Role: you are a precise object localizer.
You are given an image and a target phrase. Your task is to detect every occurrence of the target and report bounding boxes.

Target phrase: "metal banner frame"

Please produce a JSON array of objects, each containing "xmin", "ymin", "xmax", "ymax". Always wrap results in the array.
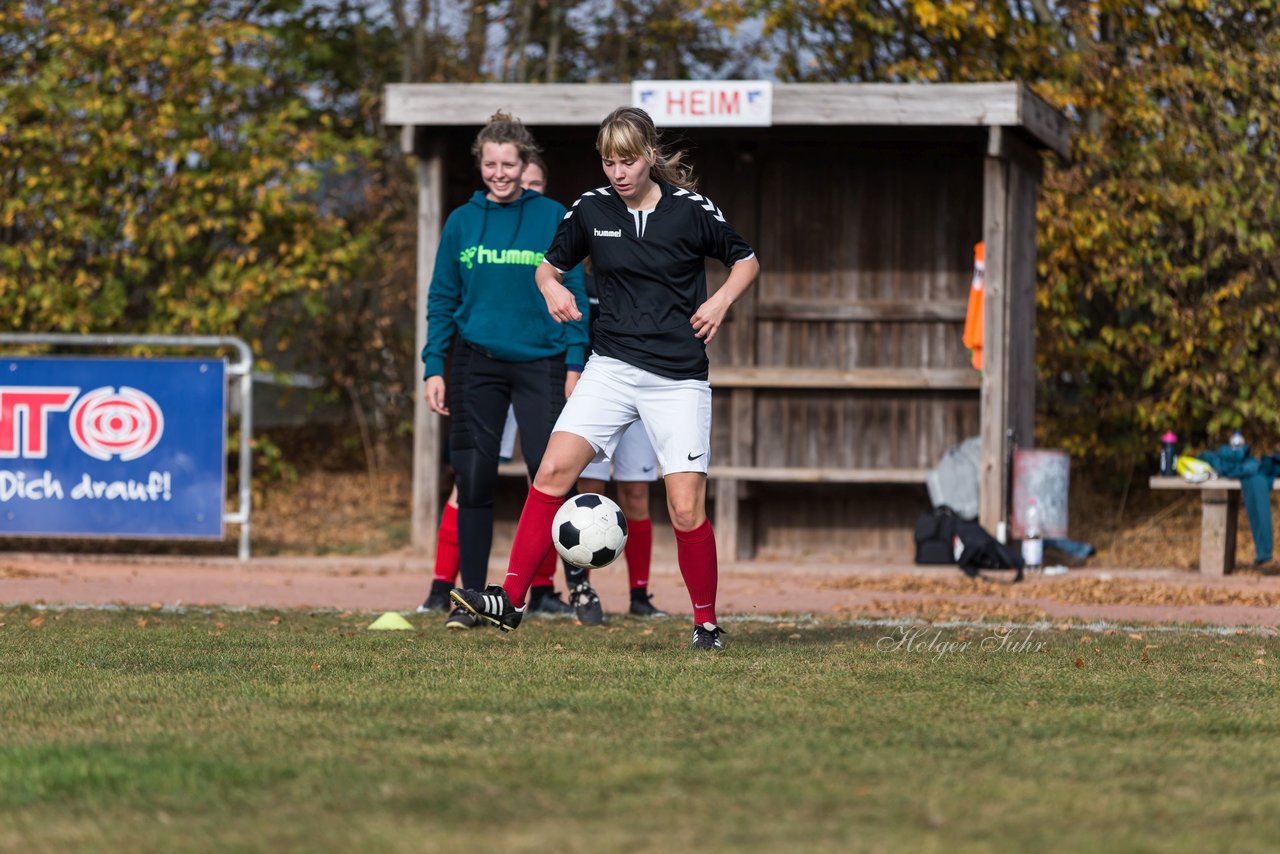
[{"xmin": 0, "ymin": 334, "xmax": 254, "ymax": 560}]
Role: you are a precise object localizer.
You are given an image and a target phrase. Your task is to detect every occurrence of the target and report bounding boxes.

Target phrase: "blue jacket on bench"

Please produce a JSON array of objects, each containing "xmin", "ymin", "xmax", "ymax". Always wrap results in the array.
[{"xmin": 1197, "ymin": 445, "xmax": 1280, "ymax": 564}]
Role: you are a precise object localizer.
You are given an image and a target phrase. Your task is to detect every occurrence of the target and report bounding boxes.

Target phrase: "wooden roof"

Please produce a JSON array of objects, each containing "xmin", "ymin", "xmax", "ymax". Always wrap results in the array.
[{"xmin": 383, "ymin": 82, "xmax": 1070, "ymax": 158}]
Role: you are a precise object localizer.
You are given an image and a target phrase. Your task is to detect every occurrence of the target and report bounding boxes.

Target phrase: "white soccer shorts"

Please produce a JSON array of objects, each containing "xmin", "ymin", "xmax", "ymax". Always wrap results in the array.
[
  {"xmin": 580, "ymin": 419, "xmax": 659, "ymax": 482},
  {"xmin": 555, "ymin": 355, "xmax": 711, "ymax": 476}
]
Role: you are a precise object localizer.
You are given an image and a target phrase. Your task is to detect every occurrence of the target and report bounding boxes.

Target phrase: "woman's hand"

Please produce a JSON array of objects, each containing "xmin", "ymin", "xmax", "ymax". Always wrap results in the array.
[
  {"xmin": 425, "ymin": 375, "xmax": 449, "ymax": 415},
  {"xmin": 536, "ymin": 261, "xmax": 581, "ymax": 323},
  {"xmin": 691, "ymin": 293, "xmax": 731, "ymax": 343},
  {"xmin": 541, "ymin": 279, "xmax": 582, "ymax": 323},
  {"xmin": 693, "ymin": 256, "xmax": 760, "ymax": 344},
  {"xmin": 565, "ymin": 370, "xmax": 581, "ymax": 398}
]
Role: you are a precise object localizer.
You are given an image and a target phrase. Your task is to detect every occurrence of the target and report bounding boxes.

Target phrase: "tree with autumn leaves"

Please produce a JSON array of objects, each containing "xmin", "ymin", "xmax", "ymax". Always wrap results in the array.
[
  {"xmin": 0, "ymin": 1, "xmax": 380, "ymax": 345},
  {"xmin": 0, "ymin": 0, "xmax": 757, "ymax": 471},
  {"xmin": 0, "ymin": 0, "xmax": 415, "ymax": 473},
  {"xmin": 4, "ymin": 0, "xmax": 1278, "ymax": 477},
  {"xmin": 1034, "ymin": 3, "xmax": 1280, "ymax": 472},
  {"xmin": 722, "ymin": 0, "xmax": 1280, "ymax": 473}
]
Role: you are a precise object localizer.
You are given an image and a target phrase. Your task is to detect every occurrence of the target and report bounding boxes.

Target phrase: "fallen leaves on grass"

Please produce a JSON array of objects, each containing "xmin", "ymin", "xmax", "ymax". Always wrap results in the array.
[
  {"xmin": 821, "ymin": 574, "xmax": 1280, "ymax": 608},
  {"xmin": 835, "ymin": 599, "xmax": 1049, "ymax": 623},
  {"xmin": 255, "ymin": 470, "xmax": 411, "ymax": 555}
]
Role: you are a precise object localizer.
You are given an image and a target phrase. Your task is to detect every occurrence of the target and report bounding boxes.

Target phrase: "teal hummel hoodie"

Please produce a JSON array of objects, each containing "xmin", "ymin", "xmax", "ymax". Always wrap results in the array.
[{"xmin": 421, "ymin": 189, "xmax": 588, "ymax": 378}]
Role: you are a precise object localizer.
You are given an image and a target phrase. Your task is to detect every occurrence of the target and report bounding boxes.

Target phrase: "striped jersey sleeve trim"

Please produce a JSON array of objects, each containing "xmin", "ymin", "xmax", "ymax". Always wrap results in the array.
[{"xmin": 675, "ymin": 189, "xmax": 726, "ymax": 223}]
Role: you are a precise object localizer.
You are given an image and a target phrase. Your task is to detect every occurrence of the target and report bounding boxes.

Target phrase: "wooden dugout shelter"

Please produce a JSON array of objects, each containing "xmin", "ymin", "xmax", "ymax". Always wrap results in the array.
[{"xmin": 384, "ymin": 82, "xmax": 1070, "ymax": 562}]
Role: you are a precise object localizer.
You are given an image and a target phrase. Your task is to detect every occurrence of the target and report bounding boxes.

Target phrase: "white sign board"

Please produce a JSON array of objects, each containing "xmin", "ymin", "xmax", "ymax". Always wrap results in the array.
[{"xmin": 631, "ymin": 80, "xmax": 773, "ymax": 127}]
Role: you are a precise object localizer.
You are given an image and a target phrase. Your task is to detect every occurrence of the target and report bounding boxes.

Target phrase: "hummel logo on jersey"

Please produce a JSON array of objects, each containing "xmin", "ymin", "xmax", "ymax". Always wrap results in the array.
[
  {"xmin": 687, "ymin": 451, "xmax": 705, "ymax": 461},
  {"xmin": 594, "ymin": 227, "xmax": 623, "ymax": 238}
]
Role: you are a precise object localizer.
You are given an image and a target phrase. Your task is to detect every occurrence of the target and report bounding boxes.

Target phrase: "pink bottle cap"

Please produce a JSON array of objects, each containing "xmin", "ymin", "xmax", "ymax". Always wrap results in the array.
[{"xmin": 1162, "ymin": 431, "xmax": 1177, "ymax": 442}]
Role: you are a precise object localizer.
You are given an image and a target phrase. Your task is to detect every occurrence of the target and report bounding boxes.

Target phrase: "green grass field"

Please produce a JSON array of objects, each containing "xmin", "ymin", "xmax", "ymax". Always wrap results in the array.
[{"xmin": 3, "ymin": 607, "xmax": 1279, "ymax": 852}]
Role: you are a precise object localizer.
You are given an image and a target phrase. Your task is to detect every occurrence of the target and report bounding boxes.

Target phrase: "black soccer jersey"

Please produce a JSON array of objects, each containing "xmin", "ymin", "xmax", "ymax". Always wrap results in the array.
[{"xmin": 544, "ymin": 178, "xmax": 756, "ymax": 380}]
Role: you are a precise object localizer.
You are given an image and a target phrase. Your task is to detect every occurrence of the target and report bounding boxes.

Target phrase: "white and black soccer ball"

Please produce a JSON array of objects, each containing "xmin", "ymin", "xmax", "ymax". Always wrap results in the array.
[{"xmin": 552, "ymin": 493, "xmax": 628, "ymax": 569}]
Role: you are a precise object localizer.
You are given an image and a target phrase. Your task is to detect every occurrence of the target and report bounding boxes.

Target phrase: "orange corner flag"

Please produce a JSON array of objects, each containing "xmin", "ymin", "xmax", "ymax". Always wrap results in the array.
[{"xmin": 962, "ymin": 241, "xmax": 984, "ymax": 371}]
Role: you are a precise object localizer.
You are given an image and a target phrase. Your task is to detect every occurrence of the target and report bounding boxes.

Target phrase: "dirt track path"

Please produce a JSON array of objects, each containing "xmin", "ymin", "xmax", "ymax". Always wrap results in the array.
[{"xmin": 4, "ymin": 553, "xmax": 1280, "ymax": 628}]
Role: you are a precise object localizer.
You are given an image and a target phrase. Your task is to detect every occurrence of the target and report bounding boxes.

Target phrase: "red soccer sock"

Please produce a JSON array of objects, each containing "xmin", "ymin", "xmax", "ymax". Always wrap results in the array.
[
  {"xmin": 531, "ymin": 545, "xmax": 559, "ymax": 592},
  {"xmin": 432, "ymin": 503, "xmax": 460, "ymax": 585},
  {"xmin": 503, "ymin": 486, "xmax": 566, "ymax": 608},
  {"xmin": 674, "ymin": 519, "xmax": 718, "ymax": 626},
  {"xmin": 625, "ymin": 517, "xmax": 653, "ymax": 590}
]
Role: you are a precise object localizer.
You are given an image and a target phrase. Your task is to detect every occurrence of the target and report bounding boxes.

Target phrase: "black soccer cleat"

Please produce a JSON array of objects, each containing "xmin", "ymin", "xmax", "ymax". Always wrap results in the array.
[
  {"xmin": 570, "ymin": 581, "xmax": 605, "ymax": 626},
  {"xmin": 629, "ymin": 592, "xmax": 668, "ymax": 618},
  {"xmin": 528, "ymin": 588, "xmax": 575, "ymax": 618},
  {"xmin": 450, "ymin": 585, "xmax": 524, "ymax": 632},
  {"xmin": 444, "ymin": 606, "xmax": 478, "ymax": 630},
  {"xmin": 417, "ymin": 582, "xmax": 452, "ymax": 614},
  {"xmin": 691, "ymin": 622, "xmax": 726, "ymax": 650}
]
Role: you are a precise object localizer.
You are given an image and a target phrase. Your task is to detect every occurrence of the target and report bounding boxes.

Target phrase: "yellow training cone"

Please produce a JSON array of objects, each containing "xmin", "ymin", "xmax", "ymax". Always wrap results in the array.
[{"xmin": 368, "ymin": 612, "xmax": 415, "ymax": 631}]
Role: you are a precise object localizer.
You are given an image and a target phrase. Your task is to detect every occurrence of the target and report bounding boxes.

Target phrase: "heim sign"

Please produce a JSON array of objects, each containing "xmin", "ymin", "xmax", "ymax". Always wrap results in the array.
[
  {"xmin": 0, "ymin": 356, "xmax": 226, "ymax": 538},
  {"xmin": 632, "ymin": 80, "xmax": 773, "ymax": 127}
]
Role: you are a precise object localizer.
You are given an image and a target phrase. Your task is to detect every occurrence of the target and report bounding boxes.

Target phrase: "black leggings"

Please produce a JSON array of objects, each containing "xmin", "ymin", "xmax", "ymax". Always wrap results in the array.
[{"xmin": 449, "ymin": 342, "xmax": 566, "ymax": 590}]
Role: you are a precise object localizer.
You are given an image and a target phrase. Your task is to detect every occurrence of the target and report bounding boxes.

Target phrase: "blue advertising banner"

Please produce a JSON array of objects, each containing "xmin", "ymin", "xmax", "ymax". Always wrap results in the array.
[{"xmin": 0, "ymin": 357, "xmax": 226, "ymax": 538}]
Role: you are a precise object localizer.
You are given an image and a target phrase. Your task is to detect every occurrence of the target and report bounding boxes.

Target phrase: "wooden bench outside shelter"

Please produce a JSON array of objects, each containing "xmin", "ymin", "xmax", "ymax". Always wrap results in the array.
[
  {"xmin": 384, "ymin": 82, "xmax": 1071, "ymax": 562},
  {"xmin": 1148, "ymin": 475, "xmax": 1276, "ymax": 576}
]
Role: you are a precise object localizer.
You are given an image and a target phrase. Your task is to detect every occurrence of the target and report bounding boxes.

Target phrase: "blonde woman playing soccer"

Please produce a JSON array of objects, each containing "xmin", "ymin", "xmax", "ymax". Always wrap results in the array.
[{"xmin": 451, "ymin": 106, "xmax": 759, "ymax": 650}]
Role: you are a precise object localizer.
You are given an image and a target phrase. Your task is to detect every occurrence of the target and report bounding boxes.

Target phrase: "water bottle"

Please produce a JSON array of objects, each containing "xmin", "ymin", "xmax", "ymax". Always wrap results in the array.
[
  {"xmin": 1160, "ymin": 431, "xmax": 1178, "ymax": 477},
  {"xmin": 1021, "ymin": 502, "xmax": 1043, "ymax": 574},
  {"xmin": 1230, "ymin": 430, "xmax": 1245, "ymax": 451}
]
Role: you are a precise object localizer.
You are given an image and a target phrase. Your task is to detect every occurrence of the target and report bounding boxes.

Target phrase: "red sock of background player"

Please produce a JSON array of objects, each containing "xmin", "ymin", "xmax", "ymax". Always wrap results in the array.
[
  {"xmin": 674, "ymin": 519, "xmax": 717, "ymax": 625},
  {"xmin": 432, "ymin": 503, "xmax": 459, "ymax": 585},
  {"xmin": 503, "ymin": 486, "xmax": 565, "ymax": 608},
  {"xmin": 625, "ymin": 517, "xmax": 653, "ymax": 592}
]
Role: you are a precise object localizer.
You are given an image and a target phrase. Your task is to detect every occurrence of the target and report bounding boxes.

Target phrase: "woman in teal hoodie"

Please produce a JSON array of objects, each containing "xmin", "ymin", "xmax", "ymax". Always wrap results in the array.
[{"xmin": 421, "ymin": 112, "xmax": 588, "ymax": 628}]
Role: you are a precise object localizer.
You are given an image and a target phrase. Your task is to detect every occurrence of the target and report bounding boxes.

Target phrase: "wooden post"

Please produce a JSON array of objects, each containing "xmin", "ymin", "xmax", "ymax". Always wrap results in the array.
[
  {"xmin": 979, "ymin": 127, "xmax": 1042, "ymax": 534},
  {"xmin": 1004, "ymin": 131, "xmax": 1042, "ymax": 469},
  {"xmin": 979, "ymin": 137, "xmax": 1009, "ymax": 532},
  {"xmin": 1199, "ymin": 489, "xmax": 1238, "ymax": 577},
  {"xmin": 410, "ymin": 137, "xmax": 444, "ymax": 554}
]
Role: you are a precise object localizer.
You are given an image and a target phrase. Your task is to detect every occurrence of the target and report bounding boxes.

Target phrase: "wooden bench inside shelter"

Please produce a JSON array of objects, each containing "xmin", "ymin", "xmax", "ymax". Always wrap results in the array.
[{"xmin": 1148, "ymin": 475, "xmax": 1278, "ymax": 576}]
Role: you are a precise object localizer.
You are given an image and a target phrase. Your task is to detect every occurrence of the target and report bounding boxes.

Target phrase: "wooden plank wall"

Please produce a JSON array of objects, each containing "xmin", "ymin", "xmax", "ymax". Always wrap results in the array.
[{"xmin": 701, "ymin": 130, "xmax": 985, "ymax": 557}]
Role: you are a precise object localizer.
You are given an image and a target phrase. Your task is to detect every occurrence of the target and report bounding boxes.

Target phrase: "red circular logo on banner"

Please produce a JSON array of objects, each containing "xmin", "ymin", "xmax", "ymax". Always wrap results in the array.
[{"xmin": 70, "ymin": 386, "xmax": 165, "ymax": 461}]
